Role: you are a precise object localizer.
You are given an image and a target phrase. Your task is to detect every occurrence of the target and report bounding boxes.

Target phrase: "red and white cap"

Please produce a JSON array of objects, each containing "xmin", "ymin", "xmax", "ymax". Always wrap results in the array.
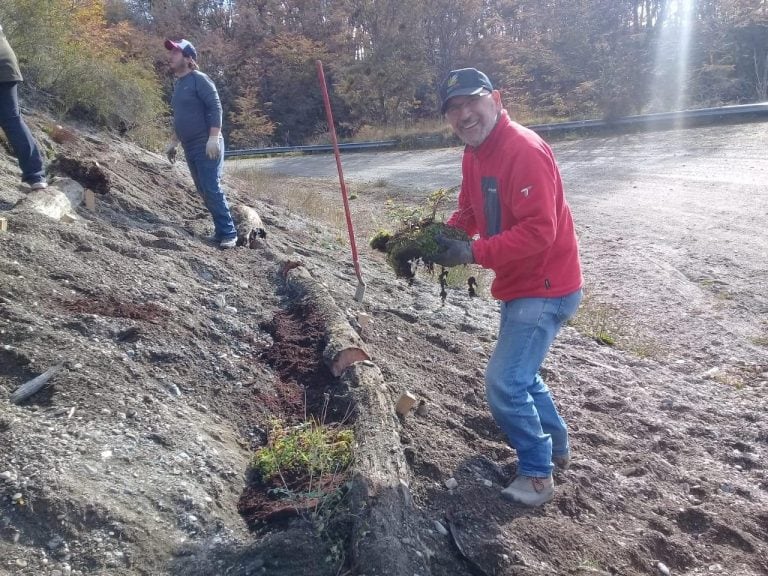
[{"xmin": 164, "ymin": 39, "xmax": 197, "ymax": 60}]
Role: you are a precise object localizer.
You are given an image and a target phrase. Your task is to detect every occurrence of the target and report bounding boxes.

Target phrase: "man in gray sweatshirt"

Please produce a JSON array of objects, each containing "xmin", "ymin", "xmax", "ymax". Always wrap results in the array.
[
  {"xmin": 164, "ymin": 39, "xmax": 237, "ymax": 248},
  {"xmin": 0, "ymin": 24, "xmax": 47, "ymax": 189}
]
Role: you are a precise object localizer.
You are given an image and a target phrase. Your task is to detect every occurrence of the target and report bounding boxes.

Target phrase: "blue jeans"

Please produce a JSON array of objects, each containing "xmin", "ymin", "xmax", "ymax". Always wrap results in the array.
[
  {"xmin": 0, "ymin": 82, "xmax": 46, "ymax": 185},
  {"xmin": 183, "ymin": 138, "xmax": 237, "ymax": 240},
  {"xmin": 485, "ymin": 289, "xmax": 583, "ymax": 477}
]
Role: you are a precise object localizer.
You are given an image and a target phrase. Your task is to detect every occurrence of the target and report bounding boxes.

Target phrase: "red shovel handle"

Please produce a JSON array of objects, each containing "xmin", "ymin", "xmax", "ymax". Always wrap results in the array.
[{"xmin": 316, "ymin": 60, "xmax": 363, "ymax": 285}]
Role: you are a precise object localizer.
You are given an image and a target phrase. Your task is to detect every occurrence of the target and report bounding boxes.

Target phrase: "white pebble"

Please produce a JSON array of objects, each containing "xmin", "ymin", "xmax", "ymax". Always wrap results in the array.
[
  {"xmin": 444, "ymin": 477, "xmax": 458, "ymax": 490},
  {"xmin": 433, "ymin": 520, "xmax": 448, "ymax": 536},
  {"xmin": 657, "ymin": 562, "xmax": 671, "ymax": 576}
]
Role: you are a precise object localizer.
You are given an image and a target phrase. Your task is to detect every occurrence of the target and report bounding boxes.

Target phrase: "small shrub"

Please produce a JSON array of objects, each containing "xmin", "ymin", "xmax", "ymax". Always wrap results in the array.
[
  {"xmin": 385, "ymin": 219, "xmax": 468, "ymax": 279},
  {"xmin": 382, "ymin": 188, "xmax": 468, "ymax": 279},
  {"xmin": 369, "ymin": 229, "xmax": 392, "ymax": 252}
]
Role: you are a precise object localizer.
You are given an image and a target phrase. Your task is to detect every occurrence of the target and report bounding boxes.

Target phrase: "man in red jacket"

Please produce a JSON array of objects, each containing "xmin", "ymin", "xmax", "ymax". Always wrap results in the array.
[{"xmin": 431, "ymin": 68, "xmax": 583, "ymax": 507}]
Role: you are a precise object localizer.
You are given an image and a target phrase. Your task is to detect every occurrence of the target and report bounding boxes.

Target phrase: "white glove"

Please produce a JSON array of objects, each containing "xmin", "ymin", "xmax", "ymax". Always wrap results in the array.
[
  {"xmin": 206, "ymin": 136, "xmax": 221, "ymax": 160},
  {"xmin": 164, "ymin": 141, "xmax": 178, "ymax": 163}
]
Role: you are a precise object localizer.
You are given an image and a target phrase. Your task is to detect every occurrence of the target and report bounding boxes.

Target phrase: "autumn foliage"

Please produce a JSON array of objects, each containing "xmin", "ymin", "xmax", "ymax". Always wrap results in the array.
[
  {"xmin": 2, "ymin": 1, "xmax": 767, "ymax": 147},
  {"xmin": 0, "ymin": 0, "xmax": 165, "ymax": 143}
]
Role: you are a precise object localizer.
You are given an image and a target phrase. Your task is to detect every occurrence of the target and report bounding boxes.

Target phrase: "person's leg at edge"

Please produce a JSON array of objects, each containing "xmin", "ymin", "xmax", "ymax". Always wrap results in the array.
[
  {"xmin": 191, "ymin": 139, "xmax": 236, "ymax": 241},
  {"xmin": 0, "ymin": 82, "xmax": 46, "ymax": 185},
  {"xmin": 531, "ymin": 288, "xmax": 582, "ymax": 462},
  {"xmin": 184, "ymin": 150, "xmax": 217, "ymax": 236},
  {"xmin": 529, "ymin": 372, "xmax": 569, "ymax": 461}
]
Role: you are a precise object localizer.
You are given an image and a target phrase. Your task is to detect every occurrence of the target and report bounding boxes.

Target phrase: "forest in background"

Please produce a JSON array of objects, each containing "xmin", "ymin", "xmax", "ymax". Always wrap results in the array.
[{"xmin": 1, "ymin": 0, "xmax": 767, "ymax": 147}]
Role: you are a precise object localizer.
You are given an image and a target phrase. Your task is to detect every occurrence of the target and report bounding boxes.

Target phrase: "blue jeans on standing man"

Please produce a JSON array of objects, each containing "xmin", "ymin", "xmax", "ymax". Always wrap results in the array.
[
  {"xmin": 485, "ymin": 289, "xmax": 583, "ymax": 478},
  {"xmin": 0, "ymin": 81, "xmax": 46, "ymax": 185},
  {"xmin": 183, "ymin": 136, "xmax": 237, "ymax": 241}
]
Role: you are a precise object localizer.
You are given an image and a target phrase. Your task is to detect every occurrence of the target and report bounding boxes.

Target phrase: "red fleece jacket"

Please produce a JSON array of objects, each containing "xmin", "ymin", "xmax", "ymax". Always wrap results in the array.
[{"xmin": 447, "ymin": 111, "xmax": 583, "ymax": 301}]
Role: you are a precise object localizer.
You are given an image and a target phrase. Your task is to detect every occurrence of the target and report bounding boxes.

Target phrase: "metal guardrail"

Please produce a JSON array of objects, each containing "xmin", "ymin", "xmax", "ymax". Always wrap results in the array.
[
  {"xmin": 224, "ymin": 102, "xmax": 768, "ymax": 159},
  {"xmin": 529, "ymin": 102, "xmax": 768, "ymax": 135},
  {"xmin": 224, "ymin": 139, "xmax": 397, "ymax": 159}
]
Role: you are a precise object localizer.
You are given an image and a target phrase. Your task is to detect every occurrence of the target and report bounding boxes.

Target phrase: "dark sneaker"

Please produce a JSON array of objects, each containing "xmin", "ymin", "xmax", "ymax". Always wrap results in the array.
[
  {"xmin": 501, "ymin": 475, "xmax": 554, "ymax": 507},
  {"xmin": 219, "ymin": 236, "xmax": 237, "ymax": 249}
]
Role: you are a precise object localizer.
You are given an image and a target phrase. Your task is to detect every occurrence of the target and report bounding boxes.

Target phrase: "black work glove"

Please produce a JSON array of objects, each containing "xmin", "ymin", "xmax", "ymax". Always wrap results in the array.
[{"xmin": 429, "ymin": 235, "xmax": 474, "ymax": 267}]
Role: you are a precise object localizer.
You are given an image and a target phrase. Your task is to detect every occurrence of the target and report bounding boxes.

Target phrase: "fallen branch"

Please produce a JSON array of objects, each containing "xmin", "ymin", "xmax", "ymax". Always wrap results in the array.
[
  {"xmin": 10, "ymin": 364, "xmax": 64, "ymax": 404},
  {"xmin": 283, "ymin": 264, "xmax": 370, "ymax": 376}
]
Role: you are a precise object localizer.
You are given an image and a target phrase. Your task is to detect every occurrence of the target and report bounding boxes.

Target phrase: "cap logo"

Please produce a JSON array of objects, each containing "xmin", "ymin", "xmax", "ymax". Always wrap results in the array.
[{"xmin": 447, "ymin": 74, "xmax": 459, "ymax": 88}]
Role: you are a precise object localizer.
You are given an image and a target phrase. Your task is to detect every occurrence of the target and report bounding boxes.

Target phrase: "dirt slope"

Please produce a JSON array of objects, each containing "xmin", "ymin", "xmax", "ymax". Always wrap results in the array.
[{"xmin": 1, "ymin": 115, "xmax": 767, "ymax": 576}]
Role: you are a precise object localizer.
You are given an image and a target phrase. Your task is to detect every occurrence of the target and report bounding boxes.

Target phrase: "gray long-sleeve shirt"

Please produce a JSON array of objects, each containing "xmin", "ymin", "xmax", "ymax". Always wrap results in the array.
[
  {"xmin": 0, "ymin": 25, "xmax": 23, "ymax": 83},
  {"xmin": 171, "ymin": 71, "xmax": 222, "ymax": 148}
]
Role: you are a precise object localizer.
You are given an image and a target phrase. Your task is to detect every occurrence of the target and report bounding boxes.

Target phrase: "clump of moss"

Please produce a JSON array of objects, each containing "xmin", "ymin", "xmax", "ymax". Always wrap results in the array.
[
  {"xmin": 385, "ymin": 218, "xmax": 468, "ymax": 280},
  {"xmin": 369, "ymin": 229, "xmax": 393, "ymax": 252}
]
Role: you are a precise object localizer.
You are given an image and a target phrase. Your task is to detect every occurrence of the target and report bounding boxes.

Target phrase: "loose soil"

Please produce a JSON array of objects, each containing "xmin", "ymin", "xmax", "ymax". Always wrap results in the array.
[{"xmin": 0, "ymin": 113, "xmax": 766, "ymax": 576}]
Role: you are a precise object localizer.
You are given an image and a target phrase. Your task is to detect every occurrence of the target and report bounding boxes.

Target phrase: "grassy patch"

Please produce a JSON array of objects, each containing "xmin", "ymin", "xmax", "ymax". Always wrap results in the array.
[
  {"xmin": 229, "ymin": 167, "xmax": 348, "ymax": 233},
  {"xmin": 345, "ymin": 119, "xmax": 458, "ymax": 149},
  {"xmin": 570, "ymin": 297, "xmax": 622, "ymax": 347},
  {"xmin": 752, "ymin": 335, "xmax": 768, "ymax": 348},
  {"xmin": 712, "ymin": 371, "xmax": 745, "ymax": 390},
  {"xmin": 253, "ymin": 419, "xmax": 354, "ymax": 489},
  {"xmin": 577, "ymin": 558, "xmax": 604, "ymax": 571},
  {"xmin": 570, "ymin": 294, "xmax": 661, "ymax": 358},
  {"xmin": 245, "ymin": 418, "xmax": 355, "ymax": 569}
]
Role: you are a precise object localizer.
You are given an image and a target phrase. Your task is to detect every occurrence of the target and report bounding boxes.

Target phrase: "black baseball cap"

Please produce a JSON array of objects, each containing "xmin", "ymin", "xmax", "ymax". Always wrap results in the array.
[{"xmin": 439, "ymin": 68, "xmax": 493, "ymax": 114}]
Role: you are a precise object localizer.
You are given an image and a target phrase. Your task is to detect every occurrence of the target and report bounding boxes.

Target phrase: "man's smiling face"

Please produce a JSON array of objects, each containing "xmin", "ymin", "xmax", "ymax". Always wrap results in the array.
[{"xmin": 444, "ymin": 90, "xmax": 502, "ymax": 147}]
